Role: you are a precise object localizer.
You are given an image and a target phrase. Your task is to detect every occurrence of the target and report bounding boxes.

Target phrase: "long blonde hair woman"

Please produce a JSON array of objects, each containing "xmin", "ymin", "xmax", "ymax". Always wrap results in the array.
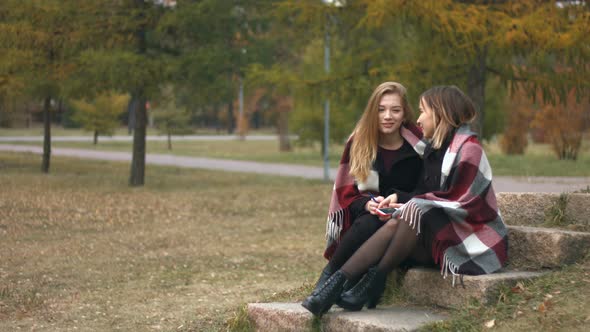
[
  {"xmin": 349, "ymin": 82, "xmax": 415, "ymax": 183},
  {"xmin": 303, "ymin": 82, "xmax": 423, "ymax": 316}
]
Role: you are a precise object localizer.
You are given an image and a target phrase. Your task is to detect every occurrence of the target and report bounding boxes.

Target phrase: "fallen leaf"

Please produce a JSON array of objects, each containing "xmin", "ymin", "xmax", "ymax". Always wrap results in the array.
[
  {"xmin": 484, "ymin": 319, "xmax": 495, "ymax": 328},
  {"xmin": 538, "ymin": 302, "xmax": 546, "ymax": 313},
  {"xmin": 511, "ymin": 282, "xmax": 525, "ymax": 293}
]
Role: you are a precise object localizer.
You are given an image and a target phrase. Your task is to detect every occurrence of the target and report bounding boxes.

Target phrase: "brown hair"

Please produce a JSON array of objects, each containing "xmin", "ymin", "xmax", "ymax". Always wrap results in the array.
[
  {"xmin": 419, "ymin": 86, "xmax": 476, "ymax": 149},
  {"xmin": 350, "ymin": 82, "xmax": 414, "ymax": 182}
]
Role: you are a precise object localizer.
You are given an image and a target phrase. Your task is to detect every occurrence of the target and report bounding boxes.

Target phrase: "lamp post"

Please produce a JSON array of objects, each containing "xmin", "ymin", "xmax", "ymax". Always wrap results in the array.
[
  {"xmin": 323, "ymin": 15, "xmax": 331, "ymax": 181},
  {"xmin": 320, "ymin": 0, "xmax": 344, "ymax": 181}
]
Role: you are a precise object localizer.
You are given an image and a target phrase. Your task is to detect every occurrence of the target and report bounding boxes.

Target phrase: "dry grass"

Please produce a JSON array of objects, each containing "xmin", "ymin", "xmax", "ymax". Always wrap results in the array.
[
  {"xmin": 0, "ymin": 152, "xmax": 330, "ymax": 331},
  {"xmin": 2, "ymin": 151, "xmax": 590, "ymax": 332},
  {"xmin": 423, "ymin": 257, "xmax": 590, "ymax": 331}
]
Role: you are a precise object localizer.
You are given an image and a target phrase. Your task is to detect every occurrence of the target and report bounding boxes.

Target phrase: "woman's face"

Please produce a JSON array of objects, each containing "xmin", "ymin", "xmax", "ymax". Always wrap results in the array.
[
  {"xmin": 417, "ymin": 98, "xmax": 435, "ymax": 138},
  {"xmin": 378, "ymin": 93, "xmax": 404, "ymax": 136}
]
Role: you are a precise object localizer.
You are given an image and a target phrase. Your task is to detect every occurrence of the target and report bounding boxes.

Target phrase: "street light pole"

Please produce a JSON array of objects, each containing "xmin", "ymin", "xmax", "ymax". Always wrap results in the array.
[
  {"xmin": 320, "ymin": 0, "xmax": 344, "ymax": 182},
  {"xmin": 323, "ymin": 24, "xmax": 330, "ymax": 181}
]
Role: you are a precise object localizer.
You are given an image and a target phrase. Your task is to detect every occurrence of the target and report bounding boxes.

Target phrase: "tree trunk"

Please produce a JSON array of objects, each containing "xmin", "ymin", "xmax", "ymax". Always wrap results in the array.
[
  {"xmin": 227, "ymin": 101, "xmax": 234, "ymax": 134},
  {"xmin": 466, "ymin": 46, "xmax": 488, "ymax": 138},
  {"xmin": 127, "ymin": 97, "xmax": 136, "ymax": 135},
  {"xmin": 93, "ymin": 130, "xmax": 98, "ymax": 145},
  {"xmin": 129, "ymin": 0, "xmax": 148, "ymax": 186},
  {"xmin": 278, "ymin": 110, "xmax": 291, "ymax": 152},
  {"xmin": 167, "ymin": 131, "xmax": 172, "ymax": 150},
  {"xmin": 129, "ymin": 93, "xmax": 147, "ymax": 186},
  {"xmin": 41, "ymin": 96, "xmax": 51, "ymax": 173}
]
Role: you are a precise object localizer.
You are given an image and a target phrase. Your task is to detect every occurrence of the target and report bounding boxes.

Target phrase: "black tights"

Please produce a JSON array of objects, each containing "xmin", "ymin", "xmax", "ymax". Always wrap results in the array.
[
  {"xmin": 328, "ymin": 213, "xmax": 384, "ymax": 271},
  {"xmin": 341, "ymin": 218, "xmax": 434, "ymax": 279}
]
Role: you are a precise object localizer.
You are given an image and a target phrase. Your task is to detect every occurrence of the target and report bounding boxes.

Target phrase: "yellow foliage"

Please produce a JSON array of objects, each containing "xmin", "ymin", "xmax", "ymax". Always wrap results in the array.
[
  {"xmin": 500, "ymin": 89, "xmax": 533, "ymax": 155},
  {"xmin": 71, "ymin": 92, "xmax": 130, "ymax": 136},
  {"xmin": 531, "ymin": 90, "xmax": 589, "ymax": 160}
]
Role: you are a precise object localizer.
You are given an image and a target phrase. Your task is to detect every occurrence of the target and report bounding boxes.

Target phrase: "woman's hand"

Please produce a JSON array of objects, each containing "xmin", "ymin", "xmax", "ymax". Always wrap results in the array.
[
  {"xmin": 365, "ymin": 195, "xmax": 384, "ymax": 215},
  {"xmin": 375, "ymin": 194, "xmax": 402, "ymax": 221},
  {"xmin": 378, "ymin": 193, "xmax": 400, "ymax": 209}
]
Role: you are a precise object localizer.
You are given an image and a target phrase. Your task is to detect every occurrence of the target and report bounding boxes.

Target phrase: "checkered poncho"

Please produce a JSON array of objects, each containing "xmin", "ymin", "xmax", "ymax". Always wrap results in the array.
[
  {"xmin": 323, "ymin": 124, "xmax": 423, "ymax": 259},
  {"xmin": 394, "ymin": 125, "xmax": 508, "ymax": 282}
]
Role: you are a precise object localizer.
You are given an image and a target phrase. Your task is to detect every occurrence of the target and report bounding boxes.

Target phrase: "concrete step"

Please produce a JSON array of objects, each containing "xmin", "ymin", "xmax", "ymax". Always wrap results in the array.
[
  {"xmin": 508, "ymin": 225, "xmax": 590, "ymax": 269},
  {"xmin": 247, "ymin": 302, "xmax": 446, "ymax": 332},
  {"xmin": 402, "ymin": 268, "xmax": 545, "ymax": 308},
  {"xmin": 497, "ymin": 192, "xmax": 590, "ymax": 229}
]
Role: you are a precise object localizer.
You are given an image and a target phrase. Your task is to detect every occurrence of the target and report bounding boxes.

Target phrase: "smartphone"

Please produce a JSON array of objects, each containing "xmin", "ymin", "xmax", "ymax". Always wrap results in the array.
[{"xmin": 376, "ymin": 207, "xmax": 397, "ymax": 217}]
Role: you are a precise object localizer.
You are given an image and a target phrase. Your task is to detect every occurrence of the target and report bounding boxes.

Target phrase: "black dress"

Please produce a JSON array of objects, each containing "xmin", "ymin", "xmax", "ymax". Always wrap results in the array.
[{"xmin": 329, "ymin": 140, "xmax": 423, "ymax": 270}]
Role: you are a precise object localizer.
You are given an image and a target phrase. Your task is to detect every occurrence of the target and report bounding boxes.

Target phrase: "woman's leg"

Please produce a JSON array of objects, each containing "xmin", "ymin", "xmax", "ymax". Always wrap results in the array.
[
  {"xmin": 329, "ymin": 213, "xmax": 384, "ymax": 271},
  {"xmin": 338, "ymin": 218, "xmax": 431, "ymax": 310},
  {"xmin": 308, "ymin": 214, "xmax": 383, "ymax": 296},
  {"xmin": 301, "ymin": 216, "xmax": 392, "ymax": 316},
  {"xmin": 373, "ymin": 218, "xmax": 421, "ymax": 273},
  {"xmin": 340, "ymin": 218, "xmax": 400, "ymax": 279}
]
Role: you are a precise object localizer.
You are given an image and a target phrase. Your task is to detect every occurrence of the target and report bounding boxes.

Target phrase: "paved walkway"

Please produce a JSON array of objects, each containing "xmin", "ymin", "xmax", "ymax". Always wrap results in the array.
[
  {"xmin": 1, "ymin": 143, "xmax": 589, "ymax": 193},
  {"xmin": 0, "ymin": 134, "xmax": 294, "ymax": 142}
]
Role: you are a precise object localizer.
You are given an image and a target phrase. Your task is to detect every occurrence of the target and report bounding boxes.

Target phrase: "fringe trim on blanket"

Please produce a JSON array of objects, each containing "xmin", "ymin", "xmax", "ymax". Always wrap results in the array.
[
  {"xmin": 325, "ymin": 209, "xmax": 345, "ymax": 244},
  {"xmin": 398, "ymin": 200, "xmax": 423, "ymax": 235},
  {"xmin": 441, "ymin": 253, "xmax": 465, "ymax": 288}
]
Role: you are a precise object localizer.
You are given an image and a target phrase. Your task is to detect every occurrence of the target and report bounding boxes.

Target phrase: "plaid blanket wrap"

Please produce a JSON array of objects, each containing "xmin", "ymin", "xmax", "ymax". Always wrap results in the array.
[
  {"xmin": 323, "ymin": 124, "xmax": 424, "ymax": 259},
  {"xmin": 394, "ymin": 125, "xmax": 508, "ymax": 283}
]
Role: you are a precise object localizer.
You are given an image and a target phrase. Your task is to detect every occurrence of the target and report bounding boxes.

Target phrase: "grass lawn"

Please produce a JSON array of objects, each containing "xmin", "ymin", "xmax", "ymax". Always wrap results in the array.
[
  {"xmin": 0, "ymin": 152, "xmax": 330, "ymax": 331},
  {"xmin": 1, "ymin": 152, "xmax": 589, "ymax": 331}
]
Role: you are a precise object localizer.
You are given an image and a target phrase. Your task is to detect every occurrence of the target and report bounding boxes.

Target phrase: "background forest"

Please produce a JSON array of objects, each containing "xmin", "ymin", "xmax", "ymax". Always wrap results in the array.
[{"xmin": 1, "ymin": 0, "xmax": 589, "ymax": 185}]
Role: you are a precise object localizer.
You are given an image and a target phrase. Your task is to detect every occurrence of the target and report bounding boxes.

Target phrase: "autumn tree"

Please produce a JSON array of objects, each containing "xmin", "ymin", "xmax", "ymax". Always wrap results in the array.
[
  {"xmin": 0, "ymin": 1, "xmax": 97, "ymax": 173},
  {"xmin": 71, "ymin": 92, "xmax": 129, "ymax": 144},
  {"xmin": 152, "ymin": 85, "xmax": 191, "ymax": 150},
  {"xmin": 531, "ymin": 89, "xmax": 589, "ymax": 160},
  {"xmin": 500, "ymin": 87, "xmax": 533, "ymax": 155},
  {"xmin": 275, "ymin": 0, "xmax": 590, "ymax": 139},
  {"xmin": 73, "ymin": 0, "xmax": 174, "ymax": 186},
  {"xmin": 158, "ymin": 1, "xmax": 273, "ymax": 135}
]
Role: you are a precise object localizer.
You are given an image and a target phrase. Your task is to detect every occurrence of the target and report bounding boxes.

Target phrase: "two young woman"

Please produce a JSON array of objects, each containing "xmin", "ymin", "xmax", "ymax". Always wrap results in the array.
[{"xmin": 303, "ymin": 85, "xmax": 508, "ymax": 316}]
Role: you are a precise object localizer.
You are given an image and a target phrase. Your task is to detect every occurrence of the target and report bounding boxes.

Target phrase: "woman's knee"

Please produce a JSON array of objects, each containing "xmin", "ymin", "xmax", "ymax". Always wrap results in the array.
[{"xmin": 383, "ymin": 218, "xmax": 399, "ymax": 231}]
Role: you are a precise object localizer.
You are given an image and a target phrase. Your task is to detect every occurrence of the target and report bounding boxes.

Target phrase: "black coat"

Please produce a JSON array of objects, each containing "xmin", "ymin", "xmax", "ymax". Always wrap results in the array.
[{"xmin": 349, "ymin": 140, "xmax": 423, "ymax": 218}]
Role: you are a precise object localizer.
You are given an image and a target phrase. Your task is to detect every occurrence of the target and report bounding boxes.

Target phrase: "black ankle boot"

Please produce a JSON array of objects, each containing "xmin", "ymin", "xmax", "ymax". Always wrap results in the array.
[
  {"xmin": 338, "ymin": 267, "xmax": 387, "ymax": 311},
  {"xmin": 310, "ymin": 264, "xmax": 335, "ymax": 296},
  {"xmin": 366, "ymin": 271, "xmax": 387, "ymax": 309},
  {"xmin": 301, "ymin": 270, "xmax": 346, "ymax": 316},
  {"xmin": 335, "ymin": 275, "xmax": 360, "ymax": 308}
]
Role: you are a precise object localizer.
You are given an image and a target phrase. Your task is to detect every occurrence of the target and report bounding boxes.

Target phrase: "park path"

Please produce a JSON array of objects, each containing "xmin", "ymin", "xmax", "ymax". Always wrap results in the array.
[
  {"xmin": 0, "ymin": 134, "xmax": 292, "ymax": 142},
  {"xmin": 1, "ymin": 143, "xmax": 589, "ymax": 193}
]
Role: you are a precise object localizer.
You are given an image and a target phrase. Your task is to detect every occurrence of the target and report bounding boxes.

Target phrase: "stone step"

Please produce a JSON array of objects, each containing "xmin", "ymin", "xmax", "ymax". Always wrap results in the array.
[
  {"xmin": 402, "ymin": 268, "xmax": 545, "ymax": 308},
  {"xmin": 508, "ymin": 225, "xmax": 590, "ymax": 269},
  {"xmin": 497, "ymin": 192, "xmax": 590, "ymax": 228},
  {"xmin": 247, "ymin": 302, "xmax": 446, "ymax": 332}
]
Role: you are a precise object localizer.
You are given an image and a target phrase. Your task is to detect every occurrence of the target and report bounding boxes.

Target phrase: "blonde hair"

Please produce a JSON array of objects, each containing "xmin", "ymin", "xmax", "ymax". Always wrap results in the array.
[
  {"xmin": 349, "ymin": 82, "xmax": 414, "ymax": 182},
  {"xmin": 420, "ymin": 86, "xmax": 476, "ymax": 149}
]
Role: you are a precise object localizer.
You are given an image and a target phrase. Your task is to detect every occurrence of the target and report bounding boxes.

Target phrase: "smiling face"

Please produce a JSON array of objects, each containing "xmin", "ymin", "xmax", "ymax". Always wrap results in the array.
[
  {"xmin": 417, "ymin": 98, "xmax": 436, "ymax": 139},
  {"xmin": 378, "ymin": 93, "xmax": 404, "ymax": 136}
]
